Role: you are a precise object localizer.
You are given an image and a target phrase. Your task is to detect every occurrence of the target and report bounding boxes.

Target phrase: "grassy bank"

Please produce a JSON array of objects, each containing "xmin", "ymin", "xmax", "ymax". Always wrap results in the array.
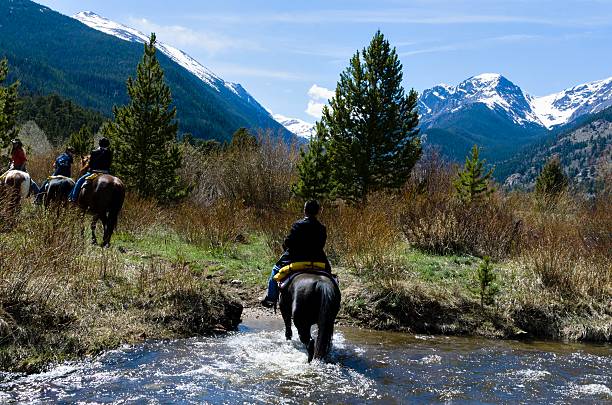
[{"xmin": 0, "ymin": 201, "xmax": 243, "ymax": 373}]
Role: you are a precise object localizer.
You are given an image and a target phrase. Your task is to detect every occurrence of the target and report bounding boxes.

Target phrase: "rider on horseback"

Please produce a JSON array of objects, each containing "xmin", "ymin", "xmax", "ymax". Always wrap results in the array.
[
  {"xmin": 69, "ymin": 138, "xmax": 112, "ymax": 202},
  {"xmin": 8, "ymin": 139, "xmax": 27, "ymax": 171},
  {"xmin": 35, "ymin": 147, "xmax": 75, "ymax": 204},
  {"xmin": 261, "ymin": 200, "xmax": 331, "ymax": 308}
]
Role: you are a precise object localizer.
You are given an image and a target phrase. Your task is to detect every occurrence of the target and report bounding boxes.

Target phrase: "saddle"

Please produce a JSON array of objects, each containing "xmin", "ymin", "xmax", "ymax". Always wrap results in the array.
[{"xmin": 278, "ymin": 269, "xmax": 339, "ymax": 291}]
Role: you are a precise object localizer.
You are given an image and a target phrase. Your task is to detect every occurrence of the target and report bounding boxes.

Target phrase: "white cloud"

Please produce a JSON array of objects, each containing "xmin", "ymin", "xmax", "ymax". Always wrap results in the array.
[
  {"xmin": 305, "ymin": 84, "xmax": 334, "ymax": 119},
  {"xmin": 127, "ymin": 17, "xmax": 257, "ymax": 55}
]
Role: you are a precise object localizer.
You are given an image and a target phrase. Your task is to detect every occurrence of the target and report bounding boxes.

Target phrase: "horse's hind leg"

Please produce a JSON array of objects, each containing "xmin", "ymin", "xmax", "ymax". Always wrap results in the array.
[
  {"xmin": 91, "ymin": 214, "xmax": 99, "ymax": 245},
  {"xmin": 296, "ymin": 323, "xmax": 314, "ymax": 362},
  {"xmin": 279, "ymin": 300, "xmax": 292, "ymax": 340}
]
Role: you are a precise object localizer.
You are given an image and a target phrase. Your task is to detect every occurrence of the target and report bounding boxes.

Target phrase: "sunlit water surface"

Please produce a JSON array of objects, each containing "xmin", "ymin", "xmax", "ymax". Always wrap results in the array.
[{"xmin": 0, "ymin": 317, "xmax": 610, "ymax": 403}]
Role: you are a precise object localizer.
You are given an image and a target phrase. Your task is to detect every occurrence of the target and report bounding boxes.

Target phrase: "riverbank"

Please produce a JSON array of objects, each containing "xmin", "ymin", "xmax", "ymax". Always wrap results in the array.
[{"xmin": 1, "ymin": 194, "xmax": 610, "ymax": 374}]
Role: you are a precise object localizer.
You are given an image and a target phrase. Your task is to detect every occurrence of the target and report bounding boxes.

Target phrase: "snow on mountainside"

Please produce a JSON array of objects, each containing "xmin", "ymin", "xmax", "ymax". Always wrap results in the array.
[
  {"xmin": 419, "ymin": 73, "xmax": 612, "ymax": 130},
  {"xmin": 530, "ymin": 77, "xmax": 612, "ymax": 128},
  {"xmin": 74, "ymin": 11, "xmax": 250, "ymax": 98},
  {"xmin": 273, "ymin": 114, "xmax": 315, "ymax": 139}
]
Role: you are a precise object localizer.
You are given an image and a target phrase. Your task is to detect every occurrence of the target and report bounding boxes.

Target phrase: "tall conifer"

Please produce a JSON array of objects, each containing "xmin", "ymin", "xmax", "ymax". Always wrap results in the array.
[
  {"xmin": 293, "ymin": 122, "xmax": 332, "ymax": 201},
  {"xmin": 0, "ymin": 59, "xmax": 20, "ymax": 149},
  {"xmin": 105, "ymin": 33, "xmax": 184, "ymax": 201},
  {"xmin": 322, "ymin": 31, "xmax": 421, "ymax": 202},
  {"xmin": 535, "ymin": 156, "xmax": 568, "ymax": 197},
  {"xmin": 454, "ymin": 145, "xmax": 494, "ymax": 203}
]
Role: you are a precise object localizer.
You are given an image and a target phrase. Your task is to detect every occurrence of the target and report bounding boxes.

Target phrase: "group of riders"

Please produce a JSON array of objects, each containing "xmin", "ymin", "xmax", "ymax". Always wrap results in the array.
[
  {"xmin": 4, "ymin": 138, "xmax": 332, "ymax": 309},
  {"xmin": 2, "ymin": 137, "xmax": 113, "ymax": 203}
]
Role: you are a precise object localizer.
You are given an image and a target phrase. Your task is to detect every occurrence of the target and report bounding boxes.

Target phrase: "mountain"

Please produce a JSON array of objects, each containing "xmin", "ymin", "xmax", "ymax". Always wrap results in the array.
[
  {"xmin": 498, "ymin": 106, "xmax": 612, "ymax": 194},
  {"xmin": 272, "ymin": 114, "xmax": 315, "ymax": 139},
  {"xmin": 419, "ymin": 73, "xmax": 612, "ymax": 161},
  {"xmin": 0, "ymin": 0, "xmax": 291, "ymax": 142}
]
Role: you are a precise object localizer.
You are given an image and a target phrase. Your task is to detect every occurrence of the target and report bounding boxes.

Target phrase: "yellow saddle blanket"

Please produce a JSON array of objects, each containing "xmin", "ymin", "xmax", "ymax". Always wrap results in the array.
[
  {"xmin": 85, "ymin": 172, "xmax": 102, "ymax": 181},
  {"xmin": 273, "ymin": 261, "xmax": 327, "ymax": 282},
  {"xmin": 47, "ymin": 175, "xmax": 69, "ymax": 180}
]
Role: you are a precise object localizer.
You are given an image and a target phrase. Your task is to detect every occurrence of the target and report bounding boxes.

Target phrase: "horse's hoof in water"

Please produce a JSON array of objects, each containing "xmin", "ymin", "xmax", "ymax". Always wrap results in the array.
[
  {"xmin": 307, "ymin": 339, "xmax": 315, "ymax": 363},
  {"xmin": 285, "ymin": 332, "xmax": 292, "ymax": 340}
]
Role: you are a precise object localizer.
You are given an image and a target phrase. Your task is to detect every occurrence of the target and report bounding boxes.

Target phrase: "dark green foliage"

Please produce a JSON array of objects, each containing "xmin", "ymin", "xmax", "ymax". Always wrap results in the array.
[
  {"xmin": 0, "ymin": 0, "xmax": 291, "ymax": 143},
  {"xmin": 68, "ymin": 126, "xmax": 94, "ymax": 159},
  {"xmin": 105, "ymin": 34, "xmax": 184, "ymax": 202},
  {"xmin": 18, "ymin": 93, "xmax": 106, "ymax": 146},
  {"xmin": 535, "ymin": 156, "xmax": 568, "ymax": 197},
  {"xmin": 476, "ymin": 256, "xmax": 499, "ymax": 307},
  {"xmin": 323, "ymin": 31, "xmax": 421, "ymax": 202},
  {"xmin": 229, "ymin": 127, "xmax": 258, "ymax": 150},
  {"xmin": 293, "ymin": 122, "xmax": 332, "ymax": 201},
  {"xmin": 0, "ymin": 59, "xmax": 20, "ymax": 149},
  {"xmin": 182, "ymin": 133, "xmax": 221, "ymax": 154},
  {"xmin": 454, "ymin": 145, "xmax": 494, "ymax": 203}
]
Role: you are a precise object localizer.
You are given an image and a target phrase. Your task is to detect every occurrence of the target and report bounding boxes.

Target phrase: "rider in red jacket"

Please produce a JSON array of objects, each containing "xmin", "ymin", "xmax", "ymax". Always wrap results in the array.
[{"xmin": 9, "ymin": 139, "xmax": 27, "ymax": 171}]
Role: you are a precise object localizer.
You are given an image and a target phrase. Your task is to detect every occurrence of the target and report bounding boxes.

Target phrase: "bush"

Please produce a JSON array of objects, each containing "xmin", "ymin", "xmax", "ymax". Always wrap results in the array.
[{"xmin": 400, "ymin": 192, "xmax": 520, "ymax": 260}]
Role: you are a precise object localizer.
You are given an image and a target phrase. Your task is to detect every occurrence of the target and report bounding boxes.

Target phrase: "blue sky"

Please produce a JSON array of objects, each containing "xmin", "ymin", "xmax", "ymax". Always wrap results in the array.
[{"xmin": 37, "ymin": 0, "xmax": 612, "ymax": 123}]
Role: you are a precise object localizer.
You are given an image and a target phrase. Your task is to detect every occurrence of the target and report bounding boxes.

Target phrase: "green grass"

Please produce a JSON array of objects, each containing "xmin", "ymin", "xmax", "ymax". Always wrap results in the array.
[{"xmin": 113, "ymin": 229, "xmax": 273, "ymax": 286}]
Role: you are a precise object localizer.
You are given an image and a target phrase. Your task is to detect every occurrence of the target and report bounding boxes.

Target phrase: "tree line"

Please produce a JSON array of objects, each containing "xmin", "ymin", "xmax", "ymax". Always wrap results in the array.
[{"xmin": 0, "ymin": 31, "xmax": 569, "ymax": 204}]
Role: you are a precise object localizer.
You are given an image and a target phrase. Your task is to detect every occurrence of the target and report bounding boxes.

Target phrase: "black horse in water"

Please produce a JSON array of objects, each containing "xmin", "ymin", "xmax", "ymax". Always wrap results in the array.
[{"xmin": 279, "ymin": 272, "xmax": 341, "ymax": 362}]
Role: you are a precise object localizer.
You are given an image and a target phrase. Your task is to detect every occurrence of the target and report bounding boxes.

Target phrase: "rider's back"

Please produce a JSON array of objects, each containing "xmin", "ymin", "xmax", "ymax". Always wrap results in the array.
[
  {"xmin": 280, "ymin": 217, "xmax": 328, "ymax": 266},
  {"xmin": 89, "ymin": 147, "xmax": 112, "ymax": 172}
]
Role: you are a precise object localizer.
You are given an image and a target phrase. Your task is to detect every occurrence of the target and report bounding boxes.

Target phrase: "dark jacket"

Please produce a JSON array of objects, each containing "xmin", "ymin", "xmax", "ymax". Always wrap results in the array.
[
  {"xmin": 89, "ymin": 147, "xmax": 112, "ymax": 172},
  {"xmin": 53, "ymin": 152, "xmax": 73, "ymax": 177},
  {"xmin": 275, "ymin": 216, "xmax": 331, "ymax": 271}
]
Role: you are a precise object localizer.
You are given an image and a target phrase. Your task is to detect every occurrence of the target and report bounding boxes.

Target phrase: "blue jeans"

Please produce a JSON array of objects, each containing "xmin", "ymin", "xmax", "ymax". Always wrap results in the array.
[
  {"xmin": 70, "ymin": 172, "xmax": 90, "ymax": 201},
  {"xmin": 265, "ymin": 265, "xmax": 282, "ymax": 302}
]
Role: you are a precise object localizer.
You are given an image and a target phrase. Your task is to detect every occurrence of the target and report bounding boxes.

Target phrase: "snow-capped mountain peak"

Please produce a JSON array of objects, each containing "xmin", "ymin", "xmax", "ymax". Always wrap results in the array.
[
  {"xmin": 74, "ymin": 11, "xmax": 238, "ymax": 94},
  {"xmin": 530, "ymin": 76, "xmax": 612, "ymax": 128},
  {"xmin": 272, "ymin": 114, "xmax": 315, "ymax": 139},
  {"xmin": 419, "ymin": 73, "xmax": 612, "ymax": 130},
  {"xmin": 420, "ymin": 73, "xmax": 541, "ymax": 127}
]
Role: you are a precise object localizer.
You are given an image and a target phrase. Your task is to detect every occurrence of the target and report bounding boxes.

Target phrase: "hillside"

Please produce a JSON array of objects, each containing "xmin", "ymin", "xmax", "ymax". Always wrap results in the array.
[
  {"xmin": 498, "ymin": 106, "xmax": 612, "ymax": 193},
  {"xmin": 0, "ymin": 0, "xmax": 291, "ymax": 142}
]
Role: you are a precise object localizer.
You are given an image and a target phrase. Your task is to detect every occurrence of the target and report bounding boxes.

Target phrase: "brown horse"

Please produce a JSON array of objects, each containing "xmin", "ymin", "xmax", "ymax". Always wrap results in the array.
[{"xmin": 77, "ymin": 159, "xmax": 125, "ymax": 247}]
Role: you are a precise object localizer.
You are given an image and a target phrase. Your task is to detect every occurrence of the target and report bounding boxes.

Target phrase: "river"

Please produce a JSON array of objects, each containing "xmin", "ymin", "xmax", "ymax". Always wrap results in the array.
[{"xmin": 1, "ymin": 317, "xmax": 610, "ymax": 404}]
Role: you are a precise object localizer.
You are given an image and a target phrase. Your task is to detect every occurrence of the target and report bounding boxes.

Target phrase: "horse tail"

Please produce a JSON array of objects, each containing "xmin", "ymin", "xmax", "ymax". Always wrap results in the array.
[
  {"xmin": 313, "ymin": 280, "xmax": 339, "ymax": 360},
  {"xmin": 107, "ymin": 183, "xmax": 125, "ymax": 231}
]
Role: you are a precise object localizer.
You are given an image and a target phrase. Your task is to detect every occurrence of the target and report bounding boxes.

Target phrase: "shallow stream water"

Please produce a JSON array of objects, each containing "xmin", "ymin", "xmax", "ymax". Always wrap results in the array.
[{"xmin": 1, "ymin": 317, "xmax": 610, "ymax": 403}]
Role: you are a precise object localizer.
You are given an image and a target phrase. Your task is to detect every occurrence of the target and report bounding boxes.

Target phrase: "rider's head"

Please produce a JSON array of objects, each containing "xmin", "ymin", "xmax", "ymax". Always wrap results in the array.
[
  {"xmin": 99, "ymin": 137, "xmax": 110, "ymax": 148},
  {"xmin": 11, "ymin": 138, "xmax": 22, "ymax": 148},
  {"xmin": 66, "ymin": 146, "xmax": 75, "ymax": 155},
  {"xmin": 304, "ymin": 200, "xmax": 320, "ymax": 218}
]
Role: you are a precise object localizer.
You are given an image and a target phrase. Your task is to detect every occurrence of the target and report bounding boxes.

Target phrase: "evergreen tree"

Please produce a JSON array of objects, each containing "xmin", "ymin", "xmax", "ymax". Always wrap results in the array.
[
  {"xmin": 0, "ymin": 58, "xmax": 20, "ymax": 149},
  {"xmin": 454, "ymin": 145, "xmax": 494, "ymax": 203},
  {"xmin": 229, "ymin": 127, "xmax": 257, "ymax": 151},
  {"xmin": 322, "ymin": 31, "xmax": 421, "ymax": 202},
  {"xmin": 293, "ymin": 122, "xmax": 332, "ymax": 200},
  {"xmin": 68, "ymin": 125, "xmax": 94, "ymax": 159},
  {"xmin": 476, "ymin": 257, "xmax": 499, "ymax": 307},
  {"xmin": 105, "ymin": 33, "xmax": 184, "ymax": 202},
  {"xmin": 535, "ymin": 156, "xmax": 568, "ymax": 197}
]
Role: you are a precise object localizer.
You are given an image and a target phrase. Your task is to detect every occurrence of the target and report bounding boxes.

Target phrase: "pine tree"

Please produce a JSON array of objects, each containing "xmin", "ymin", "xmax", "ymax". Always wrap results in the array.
[
  {"xmin": 454, "ymin": 145, "xmax": 494, "ymax": 203},
  {"xmin": 0, "ymin": 58, "xmax": 20, "ymax": 149},
  {"xmin": 323, "ymin": 30, "xmax": 421, "ymax": 202},
  {"xmin": 68, "ymin": 125, "xmax": 94, "ymax": 159},
  {"xmin": 104, "ymin": 33, "xmax": 184, "ymax": 202},
  {"xmin": 535, "ymin": 156, "xmax": 568, "ymax": 197},
  {"xmin": 292, "ymin": 122, "xmax": 332, "ymax": 201},
  {"xmin": 477, "ymin": 257, "xmax": 499, "ymax": 307},
  {"xmin": 229, "ymin": 127, "xmax": 257, "ymax": 151}
]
